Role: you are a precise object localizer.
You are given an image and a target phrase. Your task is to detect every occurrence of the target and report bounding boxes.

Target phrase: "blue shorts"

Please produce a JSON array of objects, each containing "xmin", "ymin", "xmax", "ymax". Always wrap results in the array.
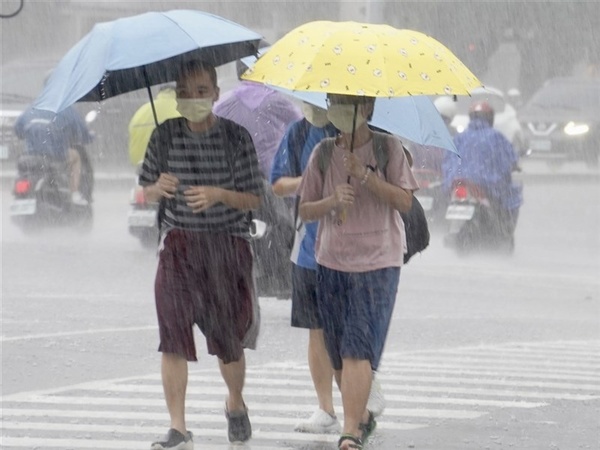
[
  {"xmin": 316, "ymin": 265, "xmax": 400, "ymax": 371},
  {"xmin": 291, "ymin": 264, "xmax": 321, "ymax": 329}
]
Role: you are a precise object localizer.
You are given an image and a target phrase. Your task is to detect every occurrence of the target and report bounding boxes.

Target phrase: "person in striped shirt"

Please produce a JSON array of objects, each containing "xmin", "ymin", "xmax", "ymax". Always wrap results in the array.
[{"xmin": 139, "ymin": 60, "xmax": 264, "ymax": 449}]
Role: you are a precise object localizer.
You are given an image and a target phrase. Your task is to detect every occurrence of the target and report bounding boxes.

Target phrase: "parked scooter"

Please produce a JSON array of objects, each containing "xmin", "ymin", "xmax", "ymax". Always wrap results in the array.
[
  {"xmin": 443, "ymin": 178, "xmax": 520, "ymax": 255},
  {"xmin": 10, "ymin": 144, "xmax": 94, "ymax": 232}
]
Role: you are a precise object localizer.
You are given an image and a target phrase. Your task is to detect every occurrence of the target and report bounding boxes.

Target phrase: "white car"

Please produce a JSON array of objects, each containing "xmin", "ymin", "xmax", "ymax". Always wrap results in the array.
[{"xmin": 445, "ymin": 86, "xmax": 525, "ymax": 154}]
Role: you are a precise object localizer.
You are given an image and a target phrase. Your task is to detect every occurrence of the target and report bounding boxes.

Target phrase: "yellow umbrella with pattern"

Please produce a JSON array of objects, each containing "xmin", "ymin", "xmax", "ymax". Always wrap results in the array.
[{"xmin": 242, "ymin": 20, "xmax": 482, "ymax": 97}]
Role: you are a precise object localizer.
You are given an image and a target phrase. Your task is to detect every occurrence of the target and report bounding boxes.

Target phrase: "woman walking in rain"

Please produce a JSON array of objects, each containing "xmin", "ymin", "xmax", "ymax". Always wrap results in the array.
[{"xmin": 298, "ymin": 94, "xmax": 419, "ymax": 450}]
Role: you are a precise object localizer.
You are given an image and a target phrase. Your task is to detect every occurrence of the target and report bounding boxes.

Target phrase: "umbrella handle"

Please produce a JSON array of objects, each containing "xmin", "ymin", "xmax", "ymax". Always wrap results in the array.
[
  {"xmin": 339, "ymin": 104, "xmax": 359, "ymax": 223},
  {"xmin": 142, "ymin": 66, "xmax": 160, "ymax": 129}
]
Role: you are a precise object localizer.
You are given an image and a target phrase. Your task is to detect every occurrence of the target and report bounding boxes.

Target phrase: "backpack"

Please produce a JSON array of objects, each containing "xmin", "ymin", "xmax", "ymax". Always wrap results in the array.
[{"xmin": 316, "ymin": 132, "xmax": 430, "ymax": 263}]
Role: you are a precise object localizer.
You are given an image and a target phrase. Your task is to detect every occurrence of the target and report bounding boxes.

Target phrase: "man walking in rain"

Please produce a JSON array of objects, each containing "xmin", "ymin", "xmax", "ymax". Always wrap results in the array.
[{"xmin": 139, "ymin": 60, "xmax": 264, "ymax": 449}]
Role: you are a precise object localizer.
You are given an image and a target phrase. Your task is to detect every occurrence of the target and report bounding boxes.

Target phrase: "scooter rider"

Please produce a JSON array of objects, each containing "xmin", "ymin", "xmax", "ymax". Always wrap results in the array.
[
  {"xmin": 14, "ymin": 105, "xmax": 93, "ymax": 206},
  {"xmin": 442, "ymin": 100, "xmax": 523, "ymax": 236}
]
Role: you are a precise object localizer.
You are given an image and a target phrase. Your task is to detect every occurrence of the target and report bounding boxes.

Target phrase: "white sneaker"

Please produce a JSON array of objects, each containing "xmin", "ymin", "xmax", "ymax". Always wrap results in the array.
[
  {"xmin": 367, "ymin": 373, "xmax": 386, "ymax": 417},
  {"xmin": 294, "ymin": 408, "xmax": 341, "ymax": 434},
  {"xmin": 71, "ymin": 191, "xmax": 89, "ymax": 206}
]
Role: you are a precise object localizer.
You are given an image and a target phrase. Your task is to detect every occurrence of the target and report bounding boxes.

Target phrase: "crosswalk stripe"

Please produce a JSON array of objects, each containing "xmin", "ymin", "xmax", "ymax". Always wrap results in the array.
[
  {"xmin": 440, "ymin": 348, "xmax": 600, "ymax": 363},
  {"xmin": 386, "ymin": 355, "xmax": 600, "ymax": 370},
  {"xmin": 0, "ymin": 421, "xmax": 339, "ymax": 443},
  {"xmin": 522, "ymin": 341, "xmax": 600, "ymax": 350},
  {"xmin": 468, "ymin": 346, "xmax": 600, "ymax": 358},
  {"xmin": 376, "ymin": 366, "xmax": 600, "ymax": 382},
  {"xmin": 124, "ymin": 373, "xmax": 600, "ymax": 393},
  {"xmin": 2, "ymin": 340, "xmax": 598, "ymax": 448},
  {"xmin": 0, "ymin": 409, "xmax": 427, "ymax": 431},
  {"xmin": 0, "ymin": 437, "xmax": 286, "ymax": 450},
  {"xmin": 1, "ymin": 394, "xmax": 483, "ymax": 420}
]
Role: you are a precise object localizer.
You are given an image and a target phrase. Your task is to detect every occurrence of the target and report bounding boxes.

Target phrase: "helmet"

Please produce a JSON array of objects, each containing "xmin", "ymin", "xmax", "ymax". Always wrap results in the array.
[
  {"xmin": 433, "ymin": 96, "xmax": 457, "ymax": 119},
  {"xmin": 469, "ymin": 100, "xmax": 494, "ymax": 126}
]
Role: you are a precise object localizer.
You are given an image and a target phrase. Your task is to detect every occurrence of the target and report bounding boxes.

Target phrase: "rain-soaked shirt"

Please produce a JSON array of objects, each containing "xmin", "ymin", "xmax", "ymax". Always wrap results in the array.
[
  {"xmin": 270, "ymin": 119, "xmax": 337, "ymax": 270},
  {"xmin": 14, "ymin": 106, "xmax": 92, "ymax": 160},
  {"xmin": 442, "ymin": 118, "xmax": 523, "ymax": 210},
  {"xmin": 299, "ymin": 134, "xmax": 419, "ymax": 273},
  {"xmin": 214, "ymin": 81, "xmax": 302, "ymax": 177},
  {"xmin": 139, "ymin": 117, "xmax": 264, "ymax": 239}
]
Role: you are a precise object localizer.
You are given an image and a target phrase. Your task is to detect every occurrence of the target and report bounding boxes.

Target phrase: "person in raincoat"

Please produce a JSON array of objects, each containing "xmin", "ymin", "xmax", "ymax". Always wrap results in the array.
[
  {"xmin": 14, "ymin": 105, "xmax": 92, "ymax": 205},
  {"xmin": 139, "ymin": 60, "xmax": 264, "ymax": 449},
  {"xmin": 298, "ymin": 94, "xmax": 419, "ymax": 450},
  {"xmin": 442, "ymin": 100, "xmax": 523, "ymax": 235},
  {"xmin": 127, "ymin": 85, "xmax": 180, "ymax": 166}
]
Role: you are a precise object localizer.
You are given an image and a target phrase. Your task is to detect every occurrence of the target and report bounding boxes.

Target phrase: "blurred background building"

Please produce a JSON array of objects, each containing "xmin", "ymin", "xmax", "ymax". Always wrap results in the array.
[{"xmin": 1, "ymin": 0, "xmax": 598, "ymax": 167}]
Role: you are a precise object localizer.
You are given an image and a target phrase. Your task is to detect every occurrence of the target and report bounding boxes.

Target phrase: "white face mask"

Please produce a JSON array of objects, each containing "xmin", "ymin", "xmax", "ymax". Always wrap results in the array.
[
  {"xmin": 327, "ymin": 104, "xmax": 366, "ymax": 133},
  {"xmin": 176, "ymin": 98, "xmax": 213, "ymax": 123},
  {"xmin": 301, "ymin": 103, "xmax": 330, "ymax": 128}
]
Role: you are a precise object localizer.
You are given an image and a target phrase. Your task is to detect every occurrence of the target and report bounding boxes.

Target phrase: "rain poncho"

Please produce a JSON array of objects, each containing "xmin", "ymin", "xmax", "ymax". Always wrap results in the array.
[
  {"xmin": 14, "ymin": 106, "xmax": 91, "ymax": 160},
  {"xmin": 442, "ymin": 118, "xmax": 523, "ymax": 211}
]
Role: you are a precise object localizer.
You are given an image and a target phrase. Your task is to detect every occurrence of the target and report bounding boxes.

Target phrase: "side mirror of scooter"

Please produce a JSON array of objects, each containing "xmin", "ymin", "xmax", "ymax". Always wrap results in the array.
[{"xmin": 249, "ymin": 219, "xmax": 268, "ymax": 239}]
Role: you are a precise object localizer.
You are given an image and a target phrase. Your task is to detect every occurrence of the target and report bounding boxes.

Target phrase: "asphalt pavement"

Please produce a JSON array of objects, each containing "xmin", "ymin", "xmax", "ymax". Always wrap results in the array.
[{"xmin": 1, "ymin": 159, "xmax": 598, "ymax": 449}]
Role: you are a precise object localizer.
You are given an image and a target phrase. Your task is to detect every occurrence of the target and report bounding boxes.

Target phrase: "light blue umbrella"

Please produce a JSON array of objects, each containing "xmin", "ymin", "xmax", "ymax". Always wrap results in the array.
[
  {"xmin": 34, "ymin": 10, "xmax": 262, "ymax": 116},
  {"xmin": 240, "ymin": 52, "xmax": 458, "ymax": 154}
]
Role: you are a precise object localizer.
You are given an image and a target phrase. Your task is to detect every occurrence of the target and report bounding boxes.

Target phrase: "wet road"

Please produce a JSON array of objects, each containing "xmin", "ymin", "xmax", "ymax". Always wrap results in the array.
[{"xmin": 1, "ymin": 161, "xmax": 599, "ymax": 449}]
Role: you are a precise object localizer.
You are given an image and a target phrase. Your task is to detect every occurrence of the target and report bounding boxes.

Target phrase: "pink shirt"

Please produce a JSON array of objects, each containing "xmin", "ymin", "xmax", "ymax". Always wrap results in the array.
[{"xmin": 299, "ymin": 134, "xmax": 419, "ymax": 273}]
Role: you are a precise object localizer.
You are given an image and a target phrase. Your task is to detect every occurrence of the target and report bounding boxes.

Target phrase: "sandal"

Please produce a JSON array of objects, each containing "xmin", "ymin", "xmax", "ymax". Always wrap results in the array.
[
  {"xmin": 338, "ymin": 434, "xmax": 363, "ymax": 450},
  {"xmin": 359, "ymin": 410, "xmax": 377, "ymax": 442}
]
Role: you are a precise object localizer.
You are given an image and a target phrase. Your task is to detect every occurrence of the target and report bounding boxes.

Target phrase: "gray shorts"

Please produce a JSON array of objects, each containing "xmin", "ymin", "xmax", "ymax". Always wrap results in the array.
[{"xmin": 291, "ymin": 264, "xmax": 321, "ymax": 329}]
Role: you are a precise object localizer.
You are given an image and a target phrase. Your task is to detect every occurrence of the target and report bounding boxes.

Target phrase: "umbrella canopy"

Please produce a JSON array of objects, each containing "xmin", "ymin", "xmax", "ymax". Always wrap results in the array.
[
  {"xmin": 240, "ymin": 50, "xmax": 458, "ymax": 154},
  {"xmin": 34, "ymin": 10, "xmax": 263, "ymax": 113},
  {"xmin": 242, "ymin": 21, "xmax": 482, "ymax": 97}
]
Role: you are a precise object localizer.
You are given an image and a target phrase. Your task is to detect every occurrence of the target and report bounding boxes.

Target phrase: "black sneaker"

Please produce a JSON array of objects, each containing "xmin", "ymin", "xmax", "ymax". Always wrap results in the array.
[
  {"xmin": 150, "ymin": 428, "xmax": 193, "ymax": 450},
  {"xmin": 225, "ymin": 404, "xmax": 252, "ymax": 443}
]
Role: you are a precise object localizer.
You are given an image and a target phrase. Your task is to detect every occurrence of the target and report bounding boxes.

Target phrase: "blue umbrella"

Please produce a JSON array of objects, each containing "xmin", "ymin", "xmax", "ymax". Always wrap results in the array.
[
  {"xmin": 240, "ymin": 52, "xmax": 458, "ymax": 154},
  {"xmin": 34, "ymin": 10, "xmax": 262, "ymax": 115}
]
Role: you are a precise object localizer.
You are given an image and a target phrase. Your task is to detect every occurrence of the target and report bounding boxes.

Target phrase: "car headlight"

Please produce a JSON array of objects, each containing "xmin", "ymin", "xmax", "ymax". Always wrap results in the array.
[{"xmin": 564, "ymin": 121, "xmax": 589, "ymax": 136}]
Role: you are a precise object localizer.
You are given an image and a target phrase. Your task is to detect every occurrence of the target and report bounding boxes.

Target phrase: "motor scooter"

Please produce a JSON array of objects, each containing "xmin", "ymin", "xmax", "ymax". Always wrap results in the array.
[
  {"xmin": 10, "ymin": 145, "xmax": 94, "ymax": 232},
  {"xmin": 413, "ymin": 168, "xmax": 448, "ymax": 227},
  {"xmin": 443, "ymin": 178, "xmax": 520, "ymax": 255}
]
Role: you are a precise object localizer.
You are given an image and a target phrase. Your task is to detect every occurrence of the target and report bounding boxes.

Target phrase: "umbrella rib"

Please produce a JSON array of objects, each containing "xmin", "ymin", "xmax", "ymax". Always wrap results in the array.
[{"xmin": 160, "ymin": 13, "xmax": 201, "ymax": 47}]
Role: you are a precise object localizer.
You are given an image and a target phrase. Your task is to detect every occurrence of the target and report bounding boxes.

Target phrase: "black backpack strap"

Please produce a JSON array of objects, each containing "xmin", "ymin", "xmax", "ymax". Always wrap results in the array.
[
  {"xmin": 288, "ymin": 119, "xmax": 313, "ymax": 228},
  {"xmin": 155, "ymin": 120, "xmax": 178, "ymax": 236}
]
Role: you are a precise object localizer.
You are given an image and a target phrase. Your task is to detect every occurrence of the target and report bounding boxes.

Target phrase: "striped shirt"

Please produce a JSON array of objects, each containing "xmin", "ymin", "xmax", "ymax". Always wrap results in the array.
[{"xmin": 139, "ymin": 117, "xmax": 264, "ymax": 238}]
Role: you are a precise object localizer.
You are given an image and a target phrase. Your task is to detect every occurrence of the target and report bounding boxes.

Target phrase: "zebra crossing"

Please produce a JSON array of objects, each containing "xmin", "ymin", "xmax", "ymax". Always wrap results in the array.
[{"xmin": 2, "ymin": 340, "xmax": 599, "ymax": 449}]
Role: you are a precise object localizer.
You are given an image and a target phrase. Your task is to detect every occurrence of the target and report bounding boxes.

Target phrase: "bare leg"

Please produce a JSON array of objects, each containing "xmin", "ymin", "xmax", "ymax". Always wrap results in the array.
[
  {"xmin": 340, "ymin": 358, "xmax": 372, "ymax": 438},
  {"xmin": 219, "ymin": 352, "xmax": 246, "ymax": 412},
  {"xmin": 67, "ymin": 148, "xmax": 82, "ymax": 193},
  {"xmin": 161, "ymin": 352, "xmax": 188, "ymax": 434},
  {"xmin": 308, "ymin": 328, "xmax": 335, "ymax": 415}
]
